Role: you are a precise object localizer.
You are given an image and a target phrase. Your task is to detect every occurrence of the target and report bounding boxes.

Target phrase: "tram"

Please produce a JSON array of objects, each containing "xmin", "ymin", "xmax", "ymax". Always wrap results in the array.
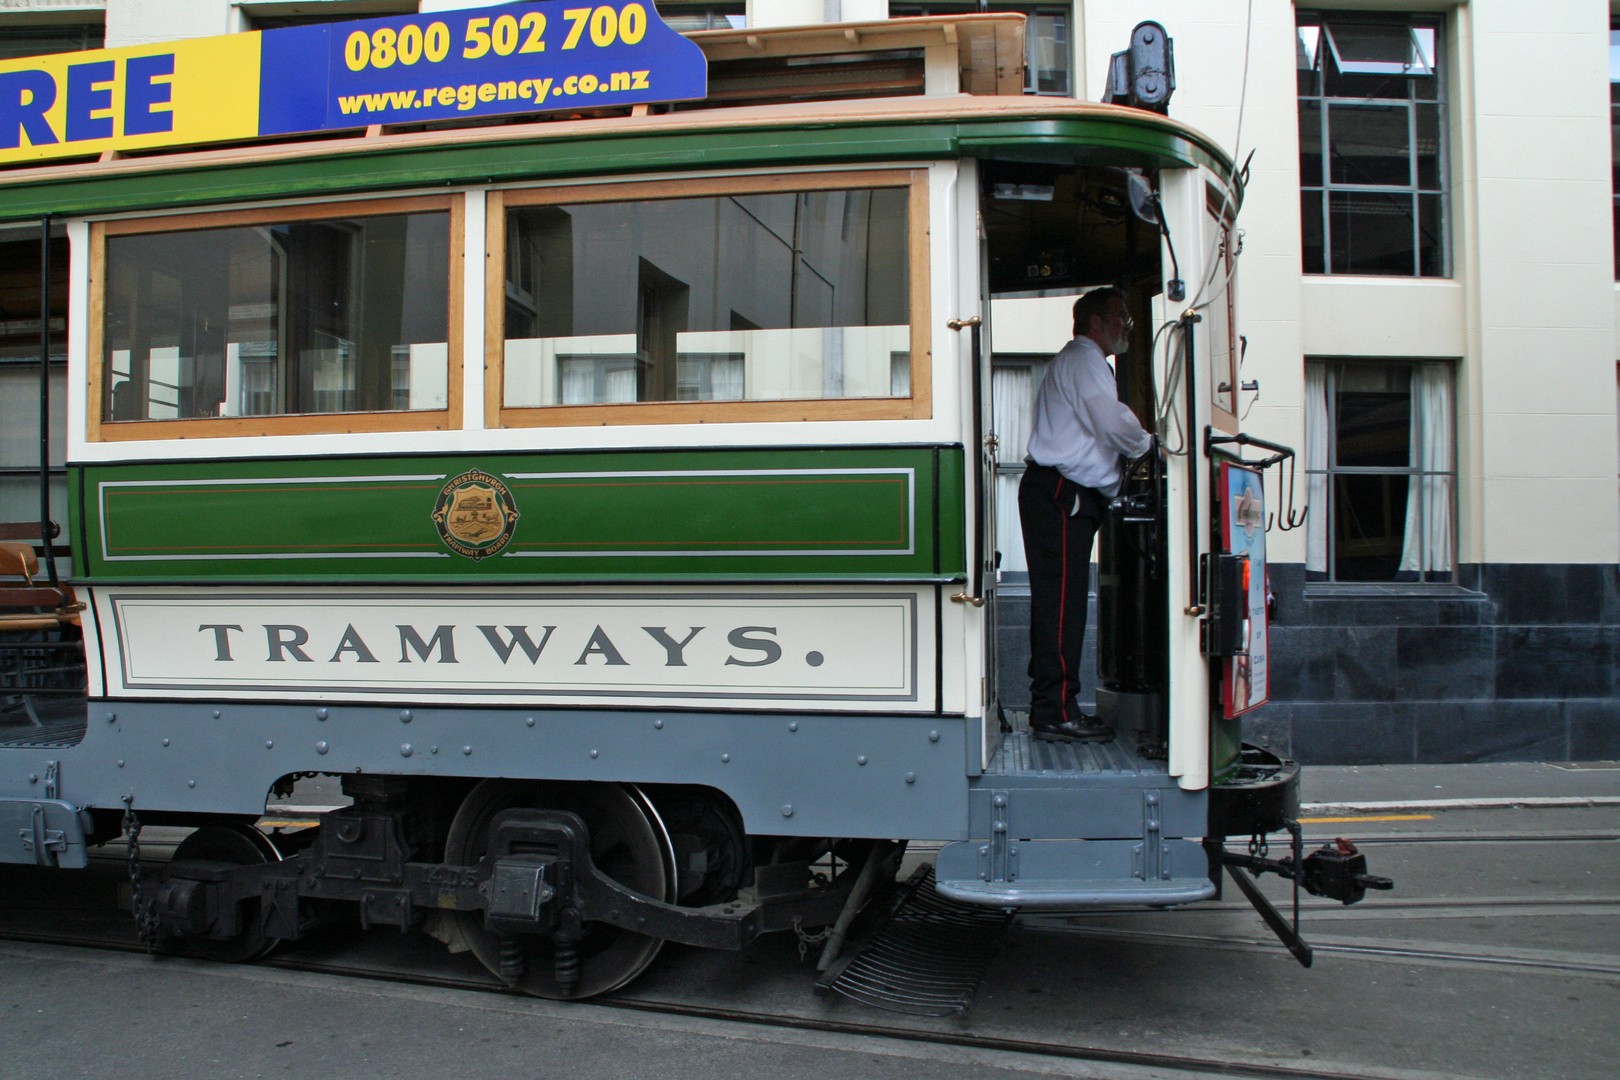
[{"xmin": 0, "ymin": 6, "xmax": 1384, "ymax": 999}]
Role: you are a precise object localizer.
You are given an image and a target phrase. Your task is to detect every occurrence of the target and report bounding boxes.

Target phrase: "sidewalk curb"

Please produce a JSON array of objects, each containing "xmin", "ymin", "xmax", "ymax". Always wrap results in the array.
[{"xmin": 1302, "ymin": 796, "xmax": 1620, "ymax": 812}]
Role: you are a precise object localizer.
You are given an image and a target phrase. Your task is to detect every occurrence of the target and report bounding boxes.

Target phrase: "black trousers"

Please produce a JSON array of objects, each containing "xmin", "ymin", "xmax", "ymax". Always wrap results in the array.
[{"xmin": 1018, "ymin": 464, "xmax": 1109, "ymax": 728}]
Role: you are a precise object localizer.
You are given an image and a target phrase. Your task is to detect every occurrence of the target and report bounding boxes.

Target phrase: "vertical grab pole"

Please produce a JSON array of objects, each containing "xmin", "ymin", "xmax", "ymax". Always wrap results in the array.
[
  {"xmin": 38, "ymin": 216, "xmax": 60, "ymax": 589},
  {"xmin": 1182, "ymin": 311, "xmax": 1200, "ymax": 614},
  {"xmin": 948, "ymin": 315, "xmax": 986, "ymax": 607}
]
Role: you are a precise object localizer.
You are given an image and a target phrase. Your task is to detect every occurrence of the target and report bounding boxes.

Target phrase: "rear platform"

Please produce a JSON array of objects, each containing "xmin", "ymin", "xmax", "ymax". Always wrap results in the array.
[{"xmin": 934, "ymin": 714, "xmax": 1214, "ymax": 909}]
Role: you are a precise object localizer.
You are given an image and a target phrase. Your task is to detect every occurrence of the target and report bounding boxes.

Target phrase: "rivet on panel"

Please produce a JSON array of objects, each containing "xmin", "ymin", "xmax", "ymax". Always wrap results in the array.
[
  {"xmin": 788, "ymin": 722, "xmax": 798, "ymax": 733},
  {"xmin": 316, "ymin": 708, "xmax": 328, "ymax": 721},
  {"xmin": 928, "ymin": 730, "xmax": 940, "ymax": 742},
  {"xmin": 187, "ymin": 780, "xmax": 196, "ymax": 788},
  {"xmin": 590, "ymin": 749, "xmax": 599, "ymax": 759},
  {"xmin": 400, "ymin": 744, "xmax": 413, "ymax": 757},
  {"xmin": 430, "ymin": 745, "xmax": 439, "ymax": 754},
  {"xmin": 400, "ymin": 710, "xmax": 413, "ymax": 723},
  {"xmin": 992, "ymin": 795, "xmax": 1007, "ymax": 808},
  {"xmin": 316, "ymin": 741, "xmax": 329, "ymax": 755},
  {"xmin": 905, "ymin": 772, "xmax": 917, "ymax": 784},
  {"xmin": 264, "ymin": 740, "xmax": 274, "ymax": 749},
  {"xmin": 27, "ymin": 774, "xmax": 37, "ymax": 784},
  {"xmin": 721, "ymin": 753, "xmax": 731, "ymax": 763},
  {"xmin": 106, "ymin": 713, "xmax": 116, "ymax": 723},
  {"xmin": 525, "ymin": 717, "xmax": 535, "ymax": 727},
  {"xmin": 856, "ymin": 755, "xmax": 867, "ymax": 766},
  {"xmin": 161, "ymin": 738, "xmax": 170, "ymax": 747},
  {"xmin": 781, "ymin": 804, "xmax": 794, "ymax": 817},
  {"xmin": 462, "ymin": 745, "xmax": 472, "ymax": 755},
  {"xmin": 654, "ymin": 719, "xmax": 664, "ymax": 729},
  {"xmin": 117, "ymin": 760, "xmax": 124, "ymax": 768},
  {"xmin": 212, "ymin": 711, "xmax": 221, "ymax": 719}
]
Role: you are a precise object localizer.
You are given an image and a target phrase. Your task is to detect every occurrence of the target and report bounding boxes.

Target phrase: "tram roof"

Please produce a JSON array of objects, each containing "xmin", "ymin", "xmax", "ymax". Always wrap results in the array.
[{"xmin": 0, "ymin": 15, "xmax": 1240, "ymax": 222}]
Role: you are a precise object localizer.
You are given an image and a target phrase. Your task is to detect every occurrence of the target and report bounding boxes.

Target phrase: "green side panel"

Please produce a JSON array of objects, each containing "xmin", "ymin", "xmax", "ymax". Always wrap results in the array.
[
  {"xmin": 79, "ymin": 447, "xmax": 966, "ymax": 583},
  {"xmin": 0, "ymin": 115, "xmax": 1235, "ymax": 221},
  {"xmin": 1211, "ymin": 715, "xmax": 1244, "ymax": 784}
]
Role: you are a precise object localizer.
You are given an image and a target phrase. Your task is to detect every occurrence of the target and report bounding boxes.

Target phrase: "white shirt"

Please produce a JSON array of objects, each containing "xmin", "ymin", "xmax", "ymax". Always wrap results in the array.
[{"xmin": 1025, "ymin": 335, "xmax": 1153, "ymax": 497}]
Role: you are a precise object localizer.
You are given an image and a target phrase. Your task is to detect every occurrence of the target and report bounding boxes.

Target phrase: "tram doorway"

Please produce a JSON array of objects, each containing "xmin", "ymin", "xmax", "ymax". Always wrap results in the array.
[{"xmin": 978, "ymin": 162, "xmax": 1165, "ymax": 733}]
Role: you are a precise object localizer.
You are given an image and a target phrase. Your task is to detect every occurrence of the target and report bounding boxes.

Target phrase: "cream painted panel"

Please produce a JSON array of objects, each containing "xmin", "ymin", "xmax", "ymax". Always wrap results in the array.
[
  {"xmin": 1477, "ymin": 262, "xmax": 1613, "ymax": 332},
  {"xmin": 1475, "ymin": 175, "xmax": 1614, "ymax": 256},
  {"xmin": 105, "ymin": 0, "xmax": 234, "ymax": 48},
  {"xmin": 1470, "ymin": 30, "xmax": 1609, "ymax": 119},
  {"xmin": 1478, "ymin": 327, "xmax": 1617, "ymax": 415},
  {"xmin": 1300, "ymin": 279, "xmax": 1465, "ymax": 358},
  {"xmin": 1471, "ymin": 115, "xmax": 1611, "ymax": 183},
  {"xmin": 1614, "ymin": 287, "xmax": 1620, "ymax": 362},
  {"xmin": 749, "ymin": 0, "xmax": 827, "ymax": 28},
  {"xmin": 989, "ymin": 297, "xmax": 1072, "ymax": 356},
  {"xmin": 1483, "ymin": 476, "xmax": 1620, "ymax": 564},
  {"xmin": 1480, "ymin": 413, "xmax": 1618, "ymax": 480}
]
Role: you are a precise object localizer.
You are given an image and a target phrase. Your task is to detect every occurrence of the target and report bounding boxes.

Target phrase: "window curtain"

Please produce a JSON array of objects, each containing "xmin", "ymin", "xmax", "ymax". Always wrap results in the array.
[
  {"xmin": 1304, "ymin": 362, "xmax": 1330, "ymax": 575},
  {"xmin": 1398, "ymin": 360, "xmax": 1453, "ymax": 578},
  {"xmin": 992, "ymin": 364, "xmax": 1037, "ymax": 575},
  {"xmin": 710, "ymin": 356, "xmax": 745, "ymax": 401}
]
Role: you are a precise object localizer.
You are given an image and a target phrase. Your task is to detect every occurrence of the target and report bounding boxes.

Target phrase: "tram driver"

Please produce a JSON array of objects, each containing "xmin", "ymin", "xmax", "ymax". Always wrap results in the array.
[{"xmin": 1019, "ymin": 287, "xmax": 1153, "ymax": 743}]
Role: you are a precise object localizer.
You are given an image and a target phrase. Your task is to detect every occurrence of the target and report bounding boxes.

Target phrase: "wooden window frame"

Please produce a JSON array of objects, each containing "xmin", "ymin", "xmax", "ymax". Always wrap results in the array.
[
  {"xmin": 484, "ymin": 169, "xmax": 932, "ymax": 429},
  {"xmin": 87, "ymin": 194, "xmax": 464, "ymax": 442}
]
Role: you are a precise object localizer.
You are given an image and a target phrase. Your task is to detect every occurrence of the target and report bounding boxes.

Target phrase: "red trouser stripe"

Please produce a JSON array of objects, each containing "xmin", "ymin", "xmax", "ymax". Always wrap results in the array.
[{"xmin": 1054, "ymin": 474, "xmax": 1070, "ymax": 718}]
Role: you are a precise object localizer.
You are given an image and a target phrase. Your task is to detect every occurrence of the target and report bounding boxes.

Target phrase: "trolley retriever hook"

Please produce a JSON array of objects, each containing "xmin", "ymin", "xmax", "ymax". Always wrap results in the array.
[{"xmin": 1204, "ymin": 427, "xmax": 1309, "ymax": 532}]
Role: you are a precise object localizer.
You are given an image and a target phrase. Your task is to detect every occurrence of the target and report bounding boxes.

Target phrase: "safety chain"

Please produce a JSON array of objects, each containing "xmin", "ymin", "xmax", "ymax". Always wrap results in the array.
[
  {"xmin": 791, "ymin": 916, "xmax": 831, "ymax": 962},
  {"xmin": 121, "ymin": 795, "xmax": 160, "ymax": 952},
  {"xmin": 1247, "ymin": 831, "xmax": 1269, "ymax": 860}
]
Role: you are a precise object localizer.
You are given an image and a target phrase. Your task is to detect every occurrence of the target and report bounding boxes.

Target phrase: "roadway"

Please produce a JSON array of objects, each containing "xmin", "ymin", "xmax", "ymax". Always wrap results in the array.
[{"xmin": 0, "ymin": 761, "xmax": 1614, "ymax": 1080}]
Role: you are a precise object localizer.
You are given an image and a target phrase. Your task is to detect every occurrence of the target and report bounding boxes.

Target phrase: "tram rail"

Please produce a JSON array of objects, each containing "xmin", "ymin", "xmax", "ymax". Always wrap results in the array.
[{"xmin": 0, "ymin": 927, "xmax": 1521, "ymax": 1080}]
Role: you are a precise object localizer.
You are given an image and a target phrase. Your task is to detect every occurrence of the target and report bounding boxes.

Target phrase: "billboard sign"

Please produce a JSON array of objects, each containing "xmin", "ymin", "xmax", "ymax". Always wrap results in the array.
[{"xmin": 0, "ymin": 1, "xmax": 706, "ymax": 165}]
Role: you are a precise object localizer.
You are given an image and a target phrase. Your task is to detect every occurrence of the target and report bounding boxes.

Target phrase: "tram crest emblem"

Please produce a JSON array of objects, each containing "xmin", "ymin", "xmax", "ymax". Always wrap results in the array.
[{"xmin": 432, "ymin": 470, "xmax": 520, "ymax": 561}]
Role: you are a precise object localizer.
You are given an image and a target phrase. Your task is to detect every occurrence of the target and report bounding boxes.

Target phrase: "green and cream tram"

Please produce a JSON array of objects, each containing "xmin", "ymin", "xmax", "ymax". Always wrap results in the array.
[{"xmin": 0, "ymin": 7, "xmax": 1377, "ymax": 999}]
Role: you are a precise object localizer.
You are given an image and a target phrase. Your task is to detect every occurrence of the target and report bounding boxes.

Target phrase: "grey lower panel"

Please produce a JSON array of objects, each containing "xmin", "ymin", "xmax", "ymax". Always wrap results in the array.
[
  {"xmin": 0, "ymin": 702, "xmax": 972, "ymax": 841},
  {"xmin": 0, "ymin": 798, "xmax": 93, "ymax": 868},
  {"xmin": 934, "ymin": 838, "xmax": 1214, "ymax": 908}
]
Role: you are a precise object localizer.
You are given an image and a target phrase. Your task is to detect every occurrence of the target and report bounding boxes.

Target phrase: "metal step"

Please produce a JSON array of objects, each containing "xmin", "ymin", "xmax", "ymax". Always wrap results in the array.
[
  {"xmin": 934, "ymin": 837, "xmax": 1216, "ymax": 909},
  {"xmin": 818, "ymin": 865, "xmax": 1011, "ymax": 1017}
]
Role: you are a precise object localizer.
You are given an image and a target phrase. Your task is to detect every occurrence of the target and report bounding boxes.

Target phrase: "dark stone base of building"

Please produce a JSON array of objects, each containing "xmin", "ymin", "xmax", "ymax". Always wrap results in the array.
[{"xmin": 993, "ymin": 563, "xmax": 1620, "ymax": 766}]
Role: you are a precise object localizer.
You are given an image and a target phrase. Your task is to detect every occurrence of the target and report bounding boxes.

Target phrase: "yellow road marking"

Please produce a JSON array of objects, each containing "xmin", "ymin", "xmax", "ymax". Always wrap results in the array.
[{"xmin": 1298, "ymin": 814, "xmax": 1434, "ymax": 823}]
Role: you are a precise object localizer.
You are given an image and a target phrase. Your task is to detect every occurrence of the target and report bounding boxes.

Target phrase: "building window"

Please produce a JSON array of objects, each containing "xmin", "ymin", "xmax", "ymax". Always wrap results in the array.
[
  {"xmin": 654, "ymin": 2, "xmax": 746, "ymax": 32},
  {"xmin": 1297, "ymin": 12, "xmax": 1447, "ymax": 276},
  {"xmin": 0, "ymin": 22, "xmax": 103, "ymax": 61},
  {"xmin": 1611, "ymin": 22, "xmax": 1619, "ymax": 280},
  {"xmin": 890, "ymin": 3, "xmax": 1070, "ymax": 95},
  {"xmin": 241, "ymin": 3, "xmax": 419, "ymax": 31},
  {"xmin": 0, "ymin": 226, "xmax": 67, "ymax": 529},
  {"xmin": 1304, "ymin": 359, "xmax": 1455, "ymax": 583}
]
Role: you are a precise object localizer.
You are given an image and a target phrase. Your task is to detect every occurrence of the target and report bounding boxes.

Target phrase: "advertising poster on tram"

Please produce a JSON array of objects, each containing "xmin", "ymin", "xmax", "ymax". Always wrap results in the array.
[
  {"xmin": 0, "ymin": 0, "xmax": 706, "ymax": 164},
  {"xmin": 1219, "ymin": 462, "xmax": 1269, "ymax": 716}
]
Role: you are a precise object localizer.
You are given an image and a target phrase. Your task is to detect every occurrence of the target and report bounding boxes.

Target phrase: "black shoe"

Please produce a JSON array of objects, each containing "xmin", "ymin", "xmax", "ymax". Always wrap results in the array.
[{"xmin": 1031, "ymin": 717, "xmax": 1115, "ymax": 743}]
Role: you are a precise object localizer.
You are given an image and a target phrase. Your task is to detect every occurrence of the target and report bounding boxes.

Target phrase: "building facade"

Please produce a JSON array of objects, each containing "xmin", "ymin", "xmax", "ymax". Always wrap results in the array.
[{"xmin": 2, "ymin": 0, "xmax": 1616, "ymax": 763}]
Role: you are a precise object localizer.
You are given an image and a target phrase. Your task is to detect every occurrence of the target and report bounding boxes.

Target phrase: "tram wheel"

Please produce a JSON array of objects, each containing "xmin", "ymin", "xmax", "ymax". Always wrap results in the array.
[
  {"xmin": 444, "ymin": 779, "xmax": 677, "ymax": 999},
  {"xmin": 169, "ymin": 822, "xmax": 284, "ymax": 963}
]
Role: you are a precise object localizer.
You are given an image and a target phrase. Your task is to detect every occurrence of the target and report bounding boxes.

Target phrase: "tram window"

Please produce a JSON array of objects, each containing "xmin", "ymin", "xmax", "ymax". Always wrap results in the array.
[
  {"xmin": 0, "ymin": 229, "xmax": 68, "ymax": 527},
  {"xmin": 493, "ymin": 171, "xmax": 928, "ymax": 424},
  {"xmin": 93, "ymin": 198, "xmax": 458, "ymax": 437}
]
